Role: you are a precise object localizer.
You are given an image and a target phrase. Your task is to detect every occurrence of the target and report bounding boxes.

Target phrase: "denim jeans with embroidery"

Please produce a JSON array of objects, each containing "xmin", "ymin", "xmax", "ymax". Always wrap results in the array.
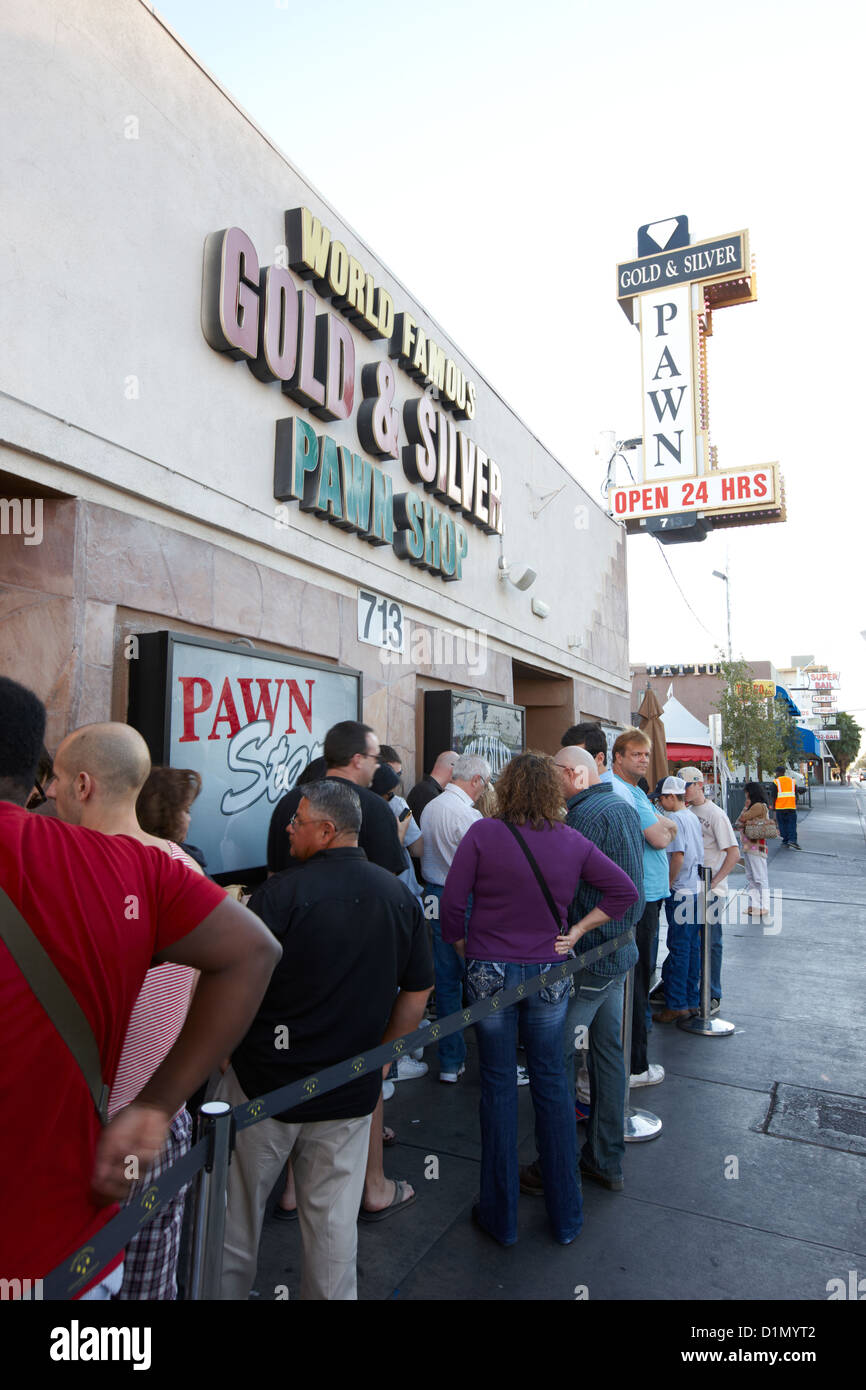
[{"xmin": 467, "ymin": 958, "xmax": 582, "ymax": 1245}]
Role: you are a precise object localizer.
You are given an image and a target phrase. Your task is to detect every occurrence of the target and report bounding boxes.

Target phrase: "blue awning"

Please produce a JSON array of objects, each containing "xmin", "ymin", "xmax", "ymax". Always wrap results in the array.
[
  {"xmin": 775, "ymin": 684, "xmax": 801, "ymax": 717},
  {"xmin": 794, "ymin": 726, "xmax": 820, "ymax": 758}
]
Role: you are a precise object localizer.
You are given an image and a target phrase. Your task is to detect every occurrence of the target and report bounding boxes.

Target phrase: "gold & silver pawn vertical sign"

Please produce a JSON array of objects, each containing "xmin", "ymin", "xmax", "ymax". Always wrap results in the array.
[{"xmin": 610, "ymin": 216, "xmax": 785, "ymax": 539}]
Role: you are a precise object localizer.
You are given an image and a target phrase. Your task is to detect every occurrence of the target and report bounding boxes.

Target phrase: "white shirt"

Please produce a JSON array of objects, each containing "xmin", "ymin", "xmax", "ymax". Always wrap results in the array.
[
  {"xmin": 389, "ymin": 793, "xmax": 422, "ymax": 849},
  {"xmin": 688, "ymin": 797, "xmax": 739, "ymax": 891},
  {"xmin": 419, "ymin": 783, "xmax": 481, "ymax": 885}
]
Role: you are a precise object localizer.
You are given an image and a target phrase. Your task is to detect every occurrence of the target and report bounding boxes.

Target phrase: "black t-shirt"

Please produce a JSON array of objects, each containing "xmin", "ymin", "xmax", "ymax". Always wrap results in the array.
[
  {"xmin": 234, "ymin": 847, "xmax": 434, "ymax": 1121},
  {"xmin": 266, "ymin": 776, "xmax": 405, "ymax": 876},
  {"xmin": 406, "ymin": 775, "xmax": 443, "ymax": 825}
]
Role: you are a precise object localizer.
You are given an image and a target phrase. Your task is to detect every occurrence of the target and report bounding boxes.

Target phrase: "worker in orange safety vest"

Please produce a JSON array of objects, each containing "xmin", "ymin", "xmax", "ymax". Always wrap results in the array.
[{"xmin": 773, "ymin": 767, "xmax": 801, "ymax": 849}]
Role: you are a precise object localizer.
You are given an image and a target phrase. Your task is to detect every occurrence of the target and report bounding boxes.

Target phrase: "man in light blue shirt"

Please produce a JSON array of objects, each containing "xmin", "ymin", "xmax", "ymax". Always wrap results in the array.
[
  {"xmin": 653, "ymin": 777, "xmax": 704, "ymax": 1023},
  {"xmin": 610, "ymin": 729, "xmax": 678, "ymax": 1087}
]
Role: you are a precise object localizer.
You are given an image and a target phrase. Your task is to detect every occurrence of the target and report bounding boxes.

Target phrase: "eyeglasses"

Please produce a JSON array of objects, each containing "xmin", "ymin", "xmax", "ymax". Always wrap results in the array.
[{"xmin": 289, "ymin": 814, "xmax": 334, "ymax": 830}]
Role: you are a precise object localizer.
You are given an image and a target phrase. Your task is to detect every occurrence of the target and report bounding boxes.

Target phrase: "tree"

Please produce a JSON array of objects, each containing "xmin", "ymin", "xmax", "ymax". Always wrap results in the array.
[
  {"xmin": 714, "ymin": 658, "xmax": 792, "ymax": 780},
  {"xmin": 831, "ymin": 712, "xmax": 862, "ymax": 780}
]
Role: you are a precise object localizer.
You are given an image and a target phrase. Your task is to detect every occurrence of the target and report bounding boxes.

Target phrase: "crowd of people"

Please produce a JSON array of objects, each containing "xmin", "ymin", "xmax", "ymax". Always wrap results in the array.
[{"xmin": 3, "ymin": 675, "xmax": 782, "ymax": 1301}]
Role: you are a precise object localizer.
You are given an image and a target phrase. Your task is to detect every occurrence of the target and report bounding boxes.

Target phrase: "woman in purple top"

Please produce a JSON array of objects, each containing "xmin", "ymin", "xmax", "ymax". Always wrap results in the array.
[{"xmin": 441, "ymin": 752, "xmax": 639, "ymax": 1247}]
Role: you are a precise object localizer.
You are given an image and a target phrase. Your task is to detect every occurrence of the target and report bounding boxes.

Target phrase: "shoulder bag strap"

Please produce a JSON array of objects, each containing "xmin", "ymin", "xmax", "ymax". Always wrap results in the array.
[
  {"xmin": 0, "ymin": 885, "xmax": 109, "ymax": 1125},
  {"xmin": 502, "ymin": 822, "xmax": 564, "ymax": 932}
]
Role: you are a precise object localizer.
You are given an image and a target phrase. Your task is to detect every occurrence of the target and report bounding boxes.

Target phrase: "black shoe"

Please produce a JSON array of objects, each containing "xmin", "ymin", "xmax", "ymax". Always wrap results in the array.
[
  {"xmin": 579, "ymin": 1161, "xmax": 624, "ymax": 1192},
  {"xmin": 519, "ymin": 1161, "xmax": 544, "ymax": 1195}
]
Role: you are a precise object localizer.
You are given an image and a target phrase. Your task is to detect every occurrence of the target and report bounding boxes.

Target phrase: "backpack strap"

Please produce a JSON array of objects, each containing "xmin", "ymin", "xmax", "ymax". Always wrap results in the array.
[
  {"xmin": 502, "ymin": 822, "xmax": 564, "ymax": 933},
  {"xmin": 0, "ymin": 885, "xmax": 109, "ymax": 1125}
]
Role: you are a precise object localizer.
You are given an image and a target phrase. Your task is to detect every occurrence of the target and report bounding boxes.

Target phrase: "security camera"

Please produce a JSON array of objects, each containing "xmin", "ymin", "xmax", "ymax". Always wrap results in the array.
[{"xmin": 497, "ymin": 556, "xmax": 537, "ymax": 591}]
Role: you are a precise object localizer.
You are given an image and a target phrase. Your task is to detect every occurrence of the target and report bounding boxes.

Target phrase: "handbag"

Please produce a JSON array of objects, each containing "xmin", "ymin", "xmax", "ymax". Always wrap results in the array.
[
  {"xmin": 0, "ymin": 885, "xmax": 110, "ymax": 1124},
  {"xmin": 744, "ymin": 817, "xmax": 779, "ymax": 841}
]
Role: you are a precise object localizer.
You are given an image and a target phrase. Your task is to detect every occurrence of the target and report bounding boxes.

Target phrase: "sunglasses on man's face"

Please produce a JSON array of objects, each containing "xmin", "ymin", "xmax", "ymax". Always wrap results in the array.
[{"xmin": 28, "ymin": 771, "xmax": 54, "ymax": 807}]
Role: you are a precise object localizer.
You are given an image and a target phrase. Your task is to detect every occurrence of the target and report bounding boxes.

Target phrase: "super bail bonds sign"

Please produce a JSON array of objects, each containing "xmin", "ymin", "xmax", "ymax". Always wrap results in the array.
[{"xmin": 201, "ymin": 211, "xmax": 504, "ymax": 582}]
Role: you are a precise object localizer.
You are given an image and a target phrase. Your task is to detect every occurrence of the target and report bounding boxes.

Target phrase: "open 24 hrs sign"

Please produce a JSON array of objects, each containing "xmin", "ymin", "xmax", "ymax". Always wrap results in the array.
[{"xmin": 610, "ymin": 463, "xmax": 780, "ymax": 522}]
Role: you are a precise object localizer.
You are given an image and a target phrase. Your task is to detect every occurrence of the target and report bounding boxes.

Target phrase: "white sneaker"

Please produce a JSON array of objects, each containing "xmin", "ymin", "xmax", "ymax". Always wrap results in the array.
[
  {"xmin": 392, "ymin": 1056, "xmax": 428, "ymax": 1081},
  {"xmin": 516, "ymin": 1065, "xmax": 530, "ymax": 1087},
  {"xmin": 412, "ymin": 1018, "xmax": 432, "ymax": 1061},
  {"xmin": 382, "ymin": 1079, "xmax": 395, "ymax": 1100},
  {"xmin": 629, "ymin": 1064, "xmax": 664, "ymax": 1088},
  {"xmin": 439, "ymin": 1064, "xmax": 466, "ymax": 1084}
]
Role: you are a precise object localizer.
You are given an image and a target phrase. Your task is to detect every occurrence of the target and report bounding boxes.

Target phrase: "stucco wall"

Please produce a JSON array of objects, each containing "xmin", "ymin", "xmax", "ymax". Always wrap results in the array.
[{"xmin": 0, "ymin": 0, "xmax": 630, "ymax": 716}]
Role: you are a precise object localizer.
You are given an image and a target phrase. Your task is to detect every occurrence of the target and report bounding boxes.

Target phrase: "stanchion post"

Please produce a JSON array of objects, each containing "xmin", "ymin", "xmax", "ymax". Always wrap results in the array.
[
  {"xmin": 621, "ymin": 965, "xmax": 662, "ymax": 1142},
  {"xmin": 677, "ymin": 868, "xmax": 735, "ymax": 1037},
  {"xmin": 186, "ymin": 1100, "xmax": 233, "ymax": 1301}
]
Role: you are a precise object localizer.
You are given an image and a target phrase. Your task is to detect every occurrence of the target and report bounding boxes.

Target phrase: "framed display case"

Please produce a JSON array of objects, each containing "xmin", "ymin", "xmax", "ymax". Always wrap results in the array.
[{"xmin": 423, "ymin": 690, "xmax": 526, "ymax": 779}]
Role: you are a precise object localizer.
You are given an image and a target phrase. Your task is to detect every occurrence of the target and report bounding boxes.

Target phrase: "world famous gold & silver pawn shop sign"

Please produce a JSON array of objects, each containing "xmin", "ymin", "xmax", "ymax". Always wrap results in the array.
[{"xmin": 609, "ymin": 216, "xmax": 785, "ymax": 543}]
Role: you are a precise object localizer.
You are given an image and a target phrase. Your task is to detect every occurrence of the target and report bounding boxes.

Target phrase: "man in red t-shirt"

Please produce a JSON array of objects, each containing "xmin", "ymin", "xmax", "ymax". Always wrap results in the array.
[
  {"xmin": 50, "ymin": 720, "xmax": 208, "ymax": 1300},
  {"xmin": 0, "ymin": 678, "xmax": 281, "ymax": 1297}
]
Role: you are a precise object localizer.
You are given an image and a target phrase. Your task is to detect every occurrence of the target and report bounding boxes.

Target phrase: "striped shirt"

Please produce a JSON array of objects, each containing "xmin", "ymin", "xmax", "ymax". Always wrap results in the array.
[
  {"xmin": 108, "ymin": 841, "xmax": 200, "ymax": 1118},
  {"xmin": 565, "ymin": 783, "xmax": 644, "ymax": 977}
]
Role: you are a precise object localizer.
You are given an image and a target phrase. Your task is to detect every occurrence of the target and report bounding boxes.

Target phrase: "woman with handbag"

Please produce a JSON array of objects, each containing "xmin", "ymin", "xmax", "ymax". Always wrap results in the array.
[
  {"xmin": 734, "ymin": 782, "xmax": 776, "ymax": 917},
  {"xmin": 440, "ymin": 752, "xmax": 639, "ymax": 1247}
]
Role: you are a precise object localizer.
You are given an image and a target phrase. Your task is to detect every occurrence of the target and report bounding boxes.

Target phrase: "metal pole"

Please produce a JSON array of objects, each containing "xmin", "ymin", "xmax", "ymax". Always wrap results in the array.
[
  {"xmin": 678, "ymin": 868, "xmax": 735, "ymax": 1037},
  {"xmin": 621, "ymin": 965, "xmax": 662, "ymax": 1141},
  {"xmin": 187, "ymin": 1100, "xmax": 233, "ymax": 1301},
  {"xmin": 725, "ymin": 566, "xmax": 732, "ymax": 662}
]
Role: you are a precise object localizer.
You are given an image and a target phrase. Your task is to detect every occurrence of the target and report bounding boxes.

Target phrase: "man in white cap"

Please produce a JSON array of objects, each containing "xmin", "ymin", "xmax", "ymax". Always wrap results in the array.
[
  {"xmin": 652, "ymin": 776, "xmax": 705, "ymax": 1023},
  {"xmin": 651, "ymin": 767, "xmax": 739, "ymax": 1017}
]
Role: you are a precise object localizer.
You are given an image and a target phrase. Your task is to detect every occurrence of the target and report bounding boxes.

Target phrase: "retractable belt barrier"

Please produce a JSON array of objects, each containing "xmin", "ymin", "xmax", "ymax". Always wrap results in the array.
[{"xmin": 42, "ymin": 927, "xmax": 633, "ymax": 1299}]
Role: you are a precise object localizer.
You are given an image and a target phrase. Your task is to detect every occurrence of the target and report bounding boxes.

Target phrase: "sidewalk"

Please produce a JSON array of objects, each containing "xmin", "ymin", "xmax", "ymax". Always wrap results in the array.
[{"xmin": 251, "ymin": 786, "xmax": 866, "ymax": 1301}]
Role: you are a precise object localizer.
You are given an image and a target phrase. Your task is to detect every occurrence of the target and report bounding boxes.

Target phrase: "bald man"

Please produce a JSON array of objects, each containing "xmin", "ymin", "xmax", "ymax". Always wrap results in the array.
[
  {"xmin": 50, "ymin": 723, "xmax": 206, "ymax": 1300},
  {"xmin": 406, "ymin": 750, "xmax": 459, "ymax": 826},
  {"xmin": 520, "ymin": 745, "xmax": 645, "ymax": 1196},
  {"xmin": 1, "ymin": 682, "xmax": 279, "ymax": 1301}
]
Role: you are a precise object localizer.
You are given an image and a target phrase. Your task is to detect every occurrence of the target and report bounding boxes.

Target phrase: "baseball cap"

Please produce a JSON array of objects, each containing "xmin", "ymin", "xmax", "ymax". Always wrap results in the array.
[
  {"xmin": 677, "ymin": 766, "xmax": 704, "ymax": 784},
  {"xmin": 661, "ymin": 776, "xmax": 686, "ymax": 795}
]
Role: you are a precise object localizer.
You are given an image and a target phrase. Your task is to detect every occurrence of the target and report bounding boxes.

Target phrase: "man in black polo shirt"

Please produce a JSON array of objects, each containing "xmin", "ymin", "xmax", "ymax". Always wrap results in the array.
[
  {"xmin": 266, "ymin": 723, "xmax": 404, "ymax": 875},
  {"xmin": 406, "ymin": 749, "xmax": 459, "ymax": 825},
  {"xmin": 216, "ymin": 780, "xmax": 433, "ymax": 1300}
]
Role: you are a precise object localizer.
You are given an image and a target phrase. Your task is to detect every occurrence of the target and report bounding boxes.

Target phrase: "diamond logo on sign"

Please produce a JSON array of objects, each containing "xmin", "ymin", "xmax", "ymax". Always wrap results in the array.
[{"xmin": 638, "ymin": 215, "xmax": 689, "ymax": 257}]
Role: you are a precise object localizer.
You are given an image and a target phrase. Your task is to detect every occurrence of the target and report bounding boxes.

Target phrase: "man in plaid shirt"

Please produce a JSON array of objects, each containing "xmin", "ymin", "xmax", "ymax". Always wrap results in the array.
[{"xmin": 521, "ymin": 745, "xmax": 644, "ymax": 1197}]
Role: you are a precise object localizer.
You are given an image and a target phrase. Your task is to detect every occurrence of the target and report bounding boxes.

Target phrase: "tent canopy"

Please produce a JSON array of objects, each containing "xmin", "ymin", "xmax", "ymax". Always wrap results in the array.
[{"xmin": 661, "ymin": 695, "xmax": 712, "ymax": 747}]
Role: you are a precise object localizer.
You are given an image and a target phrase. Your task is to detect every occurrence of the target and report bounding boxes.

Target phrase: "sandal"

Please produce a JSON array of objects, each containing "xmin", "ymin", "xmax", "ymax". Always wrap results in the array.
[{"xmin": 358, "ymin": 1178, "xmax": 415, "ymax": 1222}]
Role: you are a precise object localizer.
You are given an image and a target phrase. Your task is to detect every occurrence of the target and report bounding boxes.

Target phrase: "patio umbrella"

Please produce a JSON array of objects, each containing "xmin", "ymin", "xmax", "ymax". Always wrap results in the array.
[{"xmin": 638, "ymin": 684, "xmax": 669, "ymax": 790}]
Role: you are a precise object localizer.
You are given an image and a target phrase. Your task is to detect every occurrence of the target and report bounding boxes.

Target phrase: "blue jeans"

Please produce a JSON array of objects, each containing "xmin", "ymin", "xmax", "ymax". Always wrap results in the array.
[
  {"xmin": 468, "ymin": 960, "xmax": 582, "ymax": 1246},
  {"xmin": 700, "ymin": 902, "xmax": 723, "ymax": 1002},
  {"xmin": 562, "ymin": 970, "xmax": 627, "ymax": 1180},
  {"xmin": 776, "ymin": 809, "xmax": 798, "ymax": 845},
  {"xmin": 662, "ymin": 890, "xmax": 723, "ymax": 1003},
  {"xmin": 661, "ymin": 891, "xmax": 700, "ymax": 1009},
  {"xmin": 425, "ymin": 885, "xmax": 466, "ymax": 1074}
]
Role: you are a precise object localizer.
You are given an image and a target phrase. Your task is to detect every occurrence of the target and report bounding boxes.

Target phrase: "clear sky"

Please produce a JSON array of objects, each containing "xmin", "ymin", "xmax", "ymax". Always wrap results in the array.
[{"xmin": 154, "ymin": 0, "xmax": 866, "ymax": 745}]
